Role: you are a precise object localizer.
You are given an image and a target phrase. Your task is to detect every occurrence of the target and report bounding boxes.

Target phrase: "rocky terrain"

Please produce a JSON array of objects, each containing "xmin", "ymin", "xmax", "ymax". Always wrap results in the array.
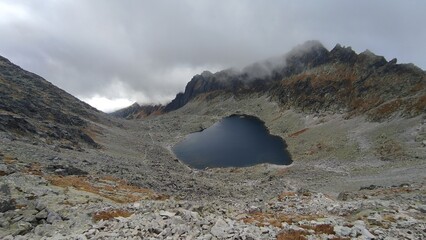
[
  {"xmin": 0, "ymin": 42, "xmax": 425, "ymax": 239},
  {"xmin": 0, "ymin": 55, "xmax": 112, "ymax": 150}
]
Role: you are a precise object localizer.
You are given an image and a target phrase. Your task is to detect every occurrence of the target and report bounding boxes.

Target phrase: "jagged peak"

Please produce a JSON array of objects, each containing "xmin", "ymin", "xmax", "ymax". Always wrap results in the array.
[
  {"xmin": 200, "ymin": 71, "xmax": 213, "ymax": 78},
  {"xmin": 286, "ymin": 40, "xmax": 327, "ymax": 58},
  {"xmin": 130, "ymin": 102, "xmax": 140, "ymax": 108},
  {"xmin": 331, "ymin": 43, "xmax": 354, "ymax": 53},
  {"xmin": 361, "ymin": 49, "xmax": 375, "ymax": 56}
]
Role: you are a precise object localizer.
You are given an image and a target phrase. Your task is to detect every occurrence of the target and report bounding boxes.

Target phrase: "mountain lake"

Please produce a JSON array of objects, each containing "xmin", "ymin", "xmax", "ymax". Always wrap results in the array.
[{"xmin": 172, "ymin": 114, "xmax": 292, "ymax": 169}]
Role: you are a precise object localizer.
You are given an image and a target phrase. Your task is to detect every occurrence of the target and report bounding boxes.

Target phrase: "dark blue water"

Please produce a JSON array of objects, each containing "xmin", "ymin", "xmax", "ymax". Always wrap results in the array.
[{"xmin": 172, "ymin": 115, "xmax": 292, "ymax": 169}]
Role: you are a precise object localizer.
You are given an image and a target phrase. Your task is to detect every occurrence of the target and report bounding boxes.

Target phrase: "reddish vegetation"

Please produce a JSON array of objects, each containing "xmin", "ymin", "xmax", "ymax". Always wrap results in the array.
[
  {"xmin": 302, "ymin": 224, "xmax": 335, "ymax": 235},
  {"xmin": 288, "ymin": 128, "xmax": 309, "ymax": 138},
  {"xmin": 17, "ymin": 160, "xmax": 169, "ymax": 203},
  {"xmin": 3, "ymin": 155, "xmax": 17, "ymax": 164},
  {"xmin": 22, "ymin": 162, "xmax": 43, "ymax": 176},
  {"xmin": 82, "ymin": 126, "xmax": 102, "ymax": 142},
  {"xmin": 349, "ymin": 97, "xmax": 382, "ymax": 113},
  {"xmin": 92, "ymin": 209, "xmax": 133, "ymax": 222},
  {"xmin": 277, "ymin": 191, "xmax": 297, "ymax": 201},
  {"xmin": 275, "ymin": 168, "xmax": 290, "ymax": 176},
  {"xmin": 368, "ymin": 95, "xmax": 426, "ymax": 120},
  {"xmin": 276, "ymin": 224, "xmax": 342, "ymax": 240},
  {"xmin": 374, "ymin": 99, "xmax": 403, "ymax": 118},
  {"xmin": 276, "ymin": 230, "xmax": 307, "ymax": 240},
  {"xmin": 45, "ymin": 175, "xmax": 169, "ymax": 203},
  {"xmin": 410, "ymin": 95, "xmax": 426, "ymax": 113}
]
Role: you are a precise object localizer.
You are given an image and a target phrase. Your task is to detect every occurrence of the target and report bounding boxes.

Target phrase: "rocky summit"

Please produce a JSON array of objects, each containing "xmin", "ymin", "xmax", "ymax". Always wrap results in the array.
[{"xmin": 0, "ymin": 41, "xmax": 425, "ymax": 240}]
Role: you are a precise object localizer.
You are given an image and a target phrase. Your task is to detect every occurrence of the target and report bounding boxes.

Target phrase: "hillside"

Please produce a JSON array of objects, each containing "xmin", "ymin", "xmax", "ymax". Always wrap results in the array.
[{"xmin": 0, "ymin": 55, "xmax": 109, "ymax": 149}]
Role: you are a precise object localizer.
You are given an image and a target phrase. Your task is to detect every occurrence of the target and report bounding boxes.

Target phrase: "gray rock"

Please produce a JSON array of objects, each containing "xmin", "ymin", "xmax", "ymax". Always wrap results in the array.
[
  {"xmin": 34, "ymin": 225, "xmax": 46, "ymax": 236},
  {"xmin": 22, "ymin": 209, "xmax": 38, "ymax": 222},
  {"xmin": 10, "ymin": 221, "xmax": 32, "ymax": 236},
  {"xmin": 35, "ymin": 209, "xmax": 48, "ymax": 220},
  {"xmin": 0, "ymin": 190, "xmax": 15, "ymax": 213},
  {"xmin": 75, "ymin": 234, "xmax": 87, "ymax": 240},
  {"xmin": 198, "ymin": 233, "xmax": 213, "ymax": 240},
  {"xmin": 0, "ymin": 217, "xmax": 10, "ymax": 228},
  {"xmin": 334, "ymin": 225, "xmax": 352, "ymax": 237},
  {"xmin": 0, "ymin": 184, "xmax": 11, "ymax": 196},
  {"xmin": 397, "ymin": 219, "xmax": 417, "ymax": 228},
  {"xmin": 210, "ymin": 218, "xmax": 231, "ymax": 239},
  {"xmin": 0, "ymin": 164, "xmax": 14, "ymax": 176},
  {"xmin": 159, "ymin": 210, "xmax": 175, "ymax": 218},
  {"xmin": 417, "ymin": 205, "xmax": 426, "ymax": 213},
  {"xmin": 360, "ymin": 228, "xmax": 376, "ymax": 239},
  {"xmin": 46, "ymin": 210, "xmax": 62, "ymax": 224},
  {"xmin": 35, "ymin": 201, "xmax": 46, "ymax": 211},
  {"xmin": 14, "ymin": 236, "xmax": 27, "ymax": 240},
  {"xmin": 367, "ymin": 213, "xmax": 383, "ymax": 225}
]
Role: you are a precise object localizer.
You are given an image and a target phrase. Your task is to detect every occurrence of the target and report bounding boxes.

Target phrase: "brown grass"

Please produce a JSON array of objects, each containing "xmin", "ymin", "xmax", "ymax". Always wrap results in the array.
[
  {"xmin": 92, "ymin": 209, "xmax": 133, "ymax": 222},
  {"xmin": 276, "ymin": 230, "xmax": 307, "ymax": 240},
  {"xmin": 45, "ymin": 175, "xmax": 169, "ymax": 203},
  {"xmin": 82, "ymin": 126, "xmax": 100, "ymax": 142},
  {"xmin": 349, "ymin": 97, "xmax": 382, "ymax": 112},
  {"xmin": 277, "ymin": 225, "xmax": 349, "ymax": 240},
  {"xmin": 376, "ymin": 139, "xmax": 403, "ymax": 161},
  {"xmin": 15, "ymin": 204, "xmax": 27, "ymax": 209},
  {"xmin": 302, "ymin": 224, "xmax": 335, "ymax": 235},
  {"xmin": 409, "ymin": 95, "xmax": 426, "ymax": 113},
  {"xmin": 22, "ymin": 163, "xmax": 43, "ymax": 176},
  {"xmin": 410, "ymin": 83, "xmax": 426, "ymax": 93},
  {"xmin": 374, "ymin": 99, "xmax": 403, "ymax": 118},
  {"xmin": 3, "ymin": 155, "xmax": 17, "ymax": 164},
  {"xmin": 288, "ymin": 128, "xmax": 309, "ymax": 138},
  {"xmin": 278, "ymin": 192, "xmax": 297, "ymax": 201}
]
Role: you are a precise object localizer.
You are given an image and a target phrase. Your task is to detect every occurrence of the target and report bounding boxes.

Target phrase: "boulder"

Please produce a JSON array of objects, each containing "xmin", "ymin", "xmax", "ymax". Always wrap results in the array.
[{"xmin": 210, "ymin": 218, "xmax": 231, "ymax": 239}]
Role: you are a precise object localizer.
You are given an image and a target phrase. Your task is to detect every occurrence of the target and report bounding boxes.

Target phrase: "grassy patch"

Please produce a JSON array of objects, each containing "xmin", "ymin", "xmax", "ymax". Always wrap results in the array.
[
  {"xmin": 45, "ymin": 175, "xmax": 169, "ymax": 203},
  {"xmin": 276, "ymin": 230, "xmax": 307, "ymax": 240},
  {"xmin": 92, "ymin": 209, "xmax": 133, "ymax": 222}
]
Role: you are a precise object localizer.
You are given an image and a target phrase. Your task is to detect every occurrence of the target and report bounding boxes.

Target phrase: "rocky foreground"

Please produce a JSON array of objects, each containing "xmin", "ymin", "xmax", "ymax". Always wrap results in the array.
[{"xmin": 1, "ymin": 155, "xmax": 425, "ymax": 240}]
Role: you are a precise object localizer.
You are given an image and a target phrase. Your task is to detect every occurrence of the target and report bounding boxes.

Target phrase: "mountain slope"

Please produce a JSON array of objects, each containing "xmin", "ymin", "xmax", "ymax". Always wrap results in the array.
[
  {"xmin": 0, "ymin": 55, "xmax": 105, "ymax": 148},
  {"xmin": 164, "ymin": 41, "xmax": 425, "ymax": 120}
]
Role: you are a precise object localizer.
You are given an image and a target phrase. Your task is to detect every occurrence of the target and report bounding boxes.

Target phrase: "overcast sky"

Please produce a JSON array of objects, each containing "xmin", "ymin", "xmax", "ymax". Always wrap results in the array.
[{"xmin": 0, "ymin": 0, "xmax": 425, "ymax": 112}]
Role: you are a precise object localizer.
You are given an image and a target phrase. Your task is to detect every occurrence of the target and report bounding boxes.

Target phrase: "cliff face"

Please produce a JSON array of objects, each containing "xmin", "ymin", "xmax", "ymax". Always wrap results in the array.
[
  {"xmin": 0, "ymin": 55, "xmax": 105, "ymax": 148},
  {"xmin": 164, "ymin": 41, "xmax": 425, "ymax": 120}
]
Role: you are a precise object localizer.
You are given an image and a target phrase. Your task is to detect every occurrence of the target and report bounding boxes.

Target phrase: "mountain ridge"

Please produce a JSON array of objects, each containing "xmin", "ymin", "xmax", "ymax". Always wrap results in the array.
[
  {"xmin": 113, "ymin": 41, "xmax": 425, "ymax": 120},
  {"xmin": 165, "ymin": 41, "xmax": 426, "ymax": 120}
]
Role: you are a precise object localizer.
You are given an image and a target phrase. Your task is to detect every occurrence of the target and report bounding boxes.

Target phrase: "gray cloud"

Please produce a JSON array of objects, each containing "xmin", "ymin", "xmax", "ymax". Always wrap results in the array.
[{"xmin": 0, "ymin": 0, "xmax": 425, "ymax": 111}]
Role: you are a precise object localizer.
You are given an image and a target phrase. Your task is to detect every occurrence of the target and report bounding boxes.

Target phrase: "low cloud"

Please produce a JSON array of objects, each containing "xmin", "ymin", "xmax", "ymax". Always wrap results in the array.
[{"xmin": 0, "ymin": 0, "xmax": 425, "ymax": 111}]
